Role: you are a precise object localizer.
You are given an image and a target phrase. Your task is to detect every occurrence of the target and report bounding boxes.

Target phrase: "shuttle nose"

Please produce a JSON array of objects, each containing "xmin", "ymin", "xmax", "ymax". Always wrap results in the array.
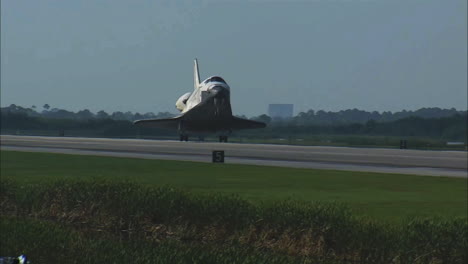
[
  {"xmin": 211, "ymin": 86, "xmax": 230, "ymax": 118},
  {"xmin": 210, "ymin": 86, "xmax": 230, "ymax": 98}
]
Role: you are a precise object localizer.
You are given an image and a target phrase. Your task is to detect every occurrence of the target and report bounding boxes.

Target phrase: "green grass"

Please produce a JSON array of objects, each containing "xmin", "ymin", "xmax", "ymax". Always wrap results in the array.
[
  {"xmin": 1, "ymin": 217, "xmax": 307, "ymax": 264},
  {"xmin": 1, "ymin": 150, "xmax": 466, "ymax": 221},
  {"xmin": 1, "ymin": 181, "xmax": 466, "ymax": 264}
]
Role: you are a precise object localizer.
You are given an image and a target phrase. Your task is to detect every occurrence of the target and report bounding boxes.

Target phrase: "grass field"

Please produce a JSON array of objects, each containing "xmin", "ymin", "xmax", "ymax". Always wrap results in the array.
[
  {"xmin": 1, "ymin": 150, "xmax": 466, "ymax": 221},
  {"xmin": 1, "ymin": 150, "xmax": 467, "ymax": 263}
]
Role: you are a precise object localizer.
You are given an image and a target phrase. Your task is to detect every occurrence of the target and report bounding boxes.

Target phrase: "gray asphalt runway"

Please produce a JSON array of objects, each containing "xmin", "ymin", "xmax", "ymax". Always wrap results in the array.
[{"xmin": 1, "ymin": 135, "xmax": 467, "ymax": 178}]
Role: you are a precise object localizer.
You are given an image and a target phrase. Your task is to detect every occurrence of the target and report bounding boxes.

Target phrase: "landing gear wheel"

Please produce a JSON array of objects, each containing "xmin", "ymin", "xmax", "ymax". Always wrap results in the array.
[{"xmin": 219, "ymin": 136, "xmax": 228, "ymax": 143}]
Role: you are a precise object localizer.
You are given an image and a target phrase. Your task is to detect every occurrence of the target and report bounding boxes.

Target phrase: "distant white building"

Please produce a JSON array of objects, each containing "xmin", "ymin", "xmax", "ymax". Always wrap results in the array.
[{"xmin": 268, "ymin": 104, "xmax": 294, "ymax": 119}]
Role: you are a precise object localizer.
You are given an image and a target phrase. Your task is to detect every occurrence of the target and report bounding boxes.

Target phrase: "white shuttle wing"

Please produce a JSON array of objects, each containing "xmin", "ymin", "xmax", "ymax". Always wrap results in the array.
[
  {"xmin": 134, "ymin": 115, "xmax": 265, "ymax": 131},
  {"xmin": 229, "ymin": 116, "xmax": 266, "ymax": 130},
  {"xmin": 134, "ymin": 116, "xmax": 182, "ymax": 129}
]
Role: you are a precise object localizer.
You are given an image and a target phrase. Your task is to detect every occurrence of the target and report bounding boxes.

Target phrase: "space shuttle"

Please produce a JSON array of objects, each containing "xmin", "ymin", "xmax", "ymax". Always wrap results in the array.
[{"xmin": 134, "ymin": 59, "xmax": 266, "ymax": 142}]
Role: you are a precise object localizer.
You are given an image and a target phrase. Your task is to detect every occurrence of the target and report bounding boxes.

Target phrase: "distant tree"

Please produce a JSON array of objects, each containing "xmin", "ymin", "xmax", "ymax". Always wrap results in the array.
[
  {"xmin": 252, "ymin": 114, "xmax": 271, "ymax": 124},
  {"xmin": 44, "ymin": 108, "xmax": 76, "ymax": 119},
  {"xmin": 370, "ymin": 111, "xmax": 380, "ymax": 121},
  {"xmin": 143, "ymin": 112, "xmax": 156, "ymax": 119},
  {"xmin": 7, "ymin": 104, "xmax": 18, "ymax": 111},
  {"xmin": 124, "ymin": 111, "xmax": 134, "ymax": 121},
  {"xmin": 134, "ymin": 112, "xmax": 144, "ymax": 121},
  {"xmin": 364, "ymin": 119, "xmax": 377, "ymax": 133},
  {"xmin": 76, "ymin": 109, "xmax": 94, "ymax": 120},
  {"xmin": 43, "ymin": 104, "xmax": 50, "ymax": 110},
  {"xmin": 96, "ymin": 110, "xmax": 110, "ymax": 119},
  {"xmin": 155, "ymin": 112, "xmax": 175, "ymax": 119},
  {"xmin": 111, "ymin": 111, "xmax": 126, "ymax": 120}
]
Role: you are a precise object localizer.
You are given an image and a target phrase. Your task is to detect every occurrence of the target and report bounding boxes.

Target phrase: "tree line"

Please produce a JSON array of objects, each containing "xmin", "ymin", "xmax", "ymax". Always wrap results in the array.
[
  {"xmin": 5, "ymin": 104, "xmax": 175, "ymax": 121},
  {"xmin": 252, "ymin": 107, "xmax": 464, "ymax": 125},
  {"xmin": 1, "ymin": 104, "xmax": 466, "ymax": 141},
  {"xmin": 4, "ymin": 104, "xmax": 465, "ymax": 124}
]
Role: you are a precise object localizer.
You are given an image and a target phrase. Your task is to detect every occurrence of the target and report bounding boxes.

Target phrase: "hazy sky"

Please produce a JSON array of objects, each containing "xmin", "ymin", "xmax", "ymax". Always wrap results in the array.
[{"xmin": 1, "ymin": 0, "xmax": 466, "ymax": 116}]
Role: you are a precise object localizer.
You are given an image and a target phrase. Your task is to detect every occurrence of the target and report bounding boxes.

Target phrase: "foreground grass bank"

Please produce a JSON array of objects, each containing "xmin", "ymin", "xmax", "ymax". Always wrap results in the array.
[
  {"xmin": 1, "ymin": 180, "xmax": 466, "ymax": 264},
  {"xmin": 1, "ymin": 150, "xmax": 466, "ymax": 220},
  {"xmin": 1, "ymin": 217, "xmax": 302, "ymax": 264}
]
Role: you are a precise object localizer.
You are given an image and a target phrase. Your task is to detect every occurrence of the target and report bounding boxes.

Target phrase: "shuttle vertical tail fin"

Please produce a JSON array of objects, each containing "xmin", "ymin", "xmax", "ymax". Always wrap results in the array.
[{"xmin": 194, "ymin": 58, "xmax": 200, "ymax": 90}]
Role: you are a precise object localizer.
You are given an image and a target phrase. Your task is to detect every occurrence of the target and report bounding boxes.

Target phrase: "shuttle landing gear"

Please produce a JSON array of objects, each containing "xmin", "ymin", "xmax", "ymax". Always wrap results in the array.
[
  {"xmin": 178, "ymin": 121, "xmax": 189, "ymax": 142},
  {"xmin": 219, "ymin": 136, "xmax": 228, "ymax": 143}
]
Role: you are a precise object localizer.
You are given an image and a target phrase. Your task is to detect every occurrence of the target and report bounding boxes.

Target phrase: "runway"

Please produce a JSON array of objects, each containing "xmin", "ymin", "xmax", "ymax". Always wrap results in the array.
[{"xmin": 1, "ymin": 135, "xmax": 466, "ymax": 178}]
